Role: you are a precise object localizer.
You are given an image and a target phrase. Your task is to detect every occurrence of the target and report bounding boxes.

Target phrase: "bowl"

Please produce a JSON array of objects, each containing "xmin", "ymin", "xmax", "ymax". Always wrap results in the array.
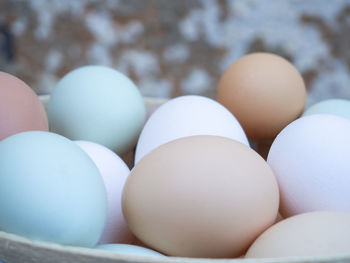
[{"xmin": 1, "ymin": 96, "xmax": 349, "ymax": 263}]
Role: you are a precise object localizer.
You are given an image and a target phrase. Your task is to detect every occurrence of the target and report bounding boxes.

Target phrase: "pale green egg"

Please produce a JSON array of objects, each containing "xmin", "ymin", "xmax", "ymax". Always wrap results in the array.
[
  {"xmin": 47, "ymin": 65, "xmax": 146, "ymax": 156},
  {"xmin": 0, "ymin": 131, "xmax": 107, "ymax": 247},
  {"xmin": 303, "ymin": 99, "xmax": 350, "ymax": 119}
]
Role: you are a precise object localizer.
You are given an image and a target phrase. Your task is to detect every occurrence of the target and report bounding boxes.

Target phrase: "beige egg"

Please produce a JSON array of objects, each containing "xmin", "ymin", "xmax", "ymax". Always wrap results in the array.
[
  {"xmin": 217, "ymin": 52, "xmax": 306, "ymax": 140},
  {"xmin": 122, "ymin": 135, "xmax": 279, "ymax": 258},
  {"xmin": 246, "ymin": 211, "xmax": 350, "ymax": 258}
]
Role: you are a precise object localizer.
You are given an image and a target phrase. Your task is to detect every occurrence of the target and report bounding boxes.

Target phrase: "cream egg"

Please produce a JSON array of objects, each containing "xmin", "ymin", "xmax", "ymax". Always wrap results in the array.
[
  {"xmin": 246, "ymin": 211, "xmax": 350, "ymax": 258},
  {"xmin": 123, "ymin": 135, "xmax": 279, "ymax": 258}
]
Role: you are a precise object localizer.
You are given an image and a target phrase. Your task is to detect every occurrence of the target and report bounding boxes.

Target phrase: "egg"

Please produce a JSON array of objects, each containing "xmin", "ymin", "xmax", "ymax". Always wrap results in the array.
[
  {"xmin": 134, "ymin": 95, "xmax": 249, "ymax": 163},
  {"xmin": 246, "ymin": 211, "xmax": 350, "ymax": 258},
  {"xmin": 303, "ymin": 98, "xmax": 350, "ymax": 119},
  {"xmin": 0, "ymin": 72, "xmax": 48, "ymax": 140},
  {"xmin": 47, "ymin": 65, "xmax": 146, "ymax": 155},
  {"xmin": 0, "ymin": 131, "xmax": 107, "ymax": 247},
  {"xmin": 95, "ymin": 244, "xmax": 166, "ymax": 257},
  {"xmin": 267, "ymin": 114, "xmax": 350, "ymax": 217},
  {"xmin": 75, "ymin": 141, "xmax": 133, "ymax": 244},
  {"xmin": 131, "ymin": 236, "xmax": 153, "ymax": 249},
  {"xmin": 123, "ymin": 135, "xmax": 279, "ymax": 258},
  {"xmin": 217, "ymin": 52, "xmax": 306, "ymax": 140}
]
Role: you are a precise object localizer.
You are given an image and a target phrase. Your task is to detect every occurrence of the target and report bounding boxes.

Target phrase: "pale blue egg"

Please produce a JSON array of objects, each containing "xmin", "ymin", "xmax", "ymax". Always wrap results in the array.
[
  {"xmin": 0, "ymin": 131, "xmax": 107, "ymax": 247},
  {"xmin": 95, "ymin": 244, "xmax": 166, "ymax": 257},
  {"xmin": 47, "ymin": 65, "xmax": 146, "ymax": 156},
  {"xmin": 303, "ymin": 99, "xmax": 350, "ymax": 119}
]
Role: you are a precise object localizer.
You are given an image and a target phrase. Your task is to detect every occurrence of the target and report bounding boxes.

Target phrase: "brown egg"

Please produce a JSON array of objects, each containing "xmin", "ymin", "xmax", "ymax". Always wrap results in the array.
[
  {"xmin": 0, "ymin": 72, "xmax": 48, "ymax": 140},
  {"xmin": 217, "ymin": 52, "xmax": 306, "ymax": 140},
  {"xmin": 246, "ymin": 211, "xmax": 350, "ymax": 258},
  {"xmin": 122, "ymin": 135, "xmax": 279, "ymax": 258}
]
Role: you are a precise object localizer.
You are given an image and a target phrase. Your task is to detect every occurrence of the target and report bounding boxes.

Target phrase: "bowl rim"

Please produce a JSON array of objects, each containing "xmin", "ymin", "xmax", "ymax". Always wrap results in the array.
[{"xmin": 1, "ymin": 230, "xmax": 350, "ymax": 263}]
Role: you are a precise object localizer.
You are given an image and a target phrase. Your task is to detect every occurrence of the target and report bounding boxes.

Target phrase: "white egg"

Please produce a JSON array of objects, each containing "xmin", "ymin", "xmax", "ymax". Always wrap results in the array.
[
  {"xmin": 75, "ymin": 141, "xmax": 133, "ymax": 244},
  {"xmin": 267, "ymin": 114, "xmax": 350, "ymax": 217},
  {"xmin": 135, "ymin": 95, "xmax": 249, "ymax": 163}
]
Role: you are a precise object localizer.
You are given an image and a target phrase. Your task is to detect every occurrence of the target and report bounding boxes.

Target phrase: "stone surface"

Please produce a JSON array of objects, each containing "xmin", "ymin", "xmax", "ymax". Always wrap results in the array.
[{"xmin": 0, "ymin": 0, "xmax": 350, "ymax": 107}]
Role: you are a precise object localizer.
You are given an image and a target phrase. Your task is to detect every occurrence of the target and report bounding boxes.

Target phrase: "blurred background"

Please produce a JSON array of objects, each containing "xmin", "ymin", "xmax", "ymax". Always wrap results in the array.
[{"xmin": 0, "ymin": 0, "xmax": 350, "ymax": 107}]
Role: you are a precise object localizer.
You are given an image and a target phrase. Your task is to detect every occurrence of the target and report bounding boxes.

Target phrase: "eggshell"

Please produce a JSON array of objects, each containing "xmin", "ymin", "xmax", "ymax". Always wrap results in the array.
[
  {"xmin": 0, "ymin": 131, "xmax": 107, "ymax": 247},
  {"xmin": 75, "ymin": 141, "xmax": 133, "ymax": 244},
  {"xmin": 217, "ymin": 52, "xmax": 306, "ymax": 140},
  {"xmin": 135, "ymin": 95, "xmax": 249, "ymax": 163},
  {"xmin": 267, "ymin": 114, "xmax": 350, "ymax": 217},
  {"xmin": 303, "ymin": 98, "xmax": 350, "ymax": 119},
  {"xmin": 123, "ymin": 135, "xmax": 279, "ymax": 258},
  {"xmin": 47, "ymin": 65, "xmax": 146, "ymax": 155},
  {"xmin": 95, "ymin": 244, "xmax": 166, "ymax": 257},
  {"xmin": 131, "ymin": 236, "xmax": 153, "ymax": 249},
  {"xmin": 246, "ymin": 211, "xmax": 350, "ymax": 258},
  {"xmin": 0, "ymin": 72, "xmax": 48, "ymax": 140}
]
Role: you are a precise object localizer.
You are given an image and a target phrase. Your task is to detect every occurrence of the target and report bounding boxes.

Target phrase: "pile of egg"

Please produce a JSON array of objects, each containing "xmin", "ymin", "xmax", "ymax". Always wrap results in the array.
[{"xmin": 1, "ymin": 52, "xmax": 350, "ymax": 259}]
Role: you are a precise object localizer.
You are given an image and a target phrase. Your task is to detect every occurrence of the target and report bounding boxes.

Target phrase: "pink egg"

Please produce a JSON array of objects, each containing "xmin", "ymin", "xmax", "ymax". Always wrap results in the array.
[{"xmin": 75, "ymin": 141, "xmax": 133, "ymax": 244}]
